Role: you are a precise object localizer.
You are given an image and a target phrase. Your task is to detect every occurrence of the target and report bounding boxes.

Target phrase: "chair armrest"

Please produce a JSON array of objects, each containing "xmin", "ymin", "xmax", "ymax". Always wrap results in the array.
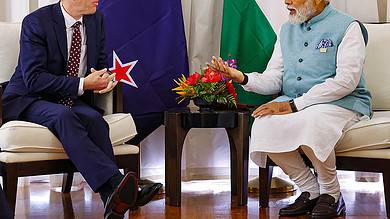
[
  {"xmin": 94, "ymin": 82, "xmax": 124, "ymax": 115},
  {"xmin": 113, "ymin": 83, "xmax": 123, "ymax": 113}
]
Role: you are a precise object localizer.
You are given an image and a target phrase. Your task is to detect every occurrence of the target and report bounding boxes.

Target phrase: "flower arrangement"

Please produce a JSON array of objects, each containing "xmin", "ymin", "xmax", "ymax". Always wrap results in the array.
[{"xmin": 173, "ymin": 58, "xmax": 238, "ymax": 109}]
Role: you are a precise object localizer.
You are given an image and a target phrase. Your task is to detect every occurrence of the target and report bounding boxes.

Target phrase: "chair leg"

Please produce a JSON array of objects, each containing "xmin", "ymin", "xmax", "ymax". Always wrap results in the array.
[
  {"xmin": 135, "ymin": 152, "xmax": 140, "ymax": 179},
  {"xmin": 383, "ymin": 171, "xmax": 390, "ymax": 218},
  {"xmin": 3, "ymin": 164, "xmax": 18, "ymax": 217},
  {"xmin": 61, "ymin": 193, "xmax": 75, "ymax": 218},
  {"xmin": 62, "ymin": 172, "xmax": 74, "ymax": 193},
  {"xmin": 259, "ymin": 165, "xmax": 273, "ymax": 208},
  {"xmin": 126, "ymin": 153, "xmax": 140, "ymax": 178}
]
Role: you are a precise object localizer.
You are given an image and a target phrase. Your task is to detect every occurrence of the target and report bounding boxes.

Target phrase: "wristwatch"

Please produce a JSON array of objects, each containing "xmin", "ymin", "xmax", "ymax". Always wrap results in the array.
[{"xmin": 289, "ymin": 99, "xmax": 298, "ymax": 112}]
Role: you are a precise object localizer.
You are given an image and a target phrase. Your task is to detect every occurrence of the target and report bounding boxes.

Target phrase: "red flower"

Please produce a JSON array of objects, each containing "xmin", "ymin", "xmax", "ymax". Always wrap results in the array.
[
  {"xmin": 187, "ymin": 72, "xmax": 201, "ymax": 85},
  {"xmin": 201, "ymin": 77, "xmax": 209, "ymax": 83},
  {"xmin": 203, "ymin": 67, "xmax": 222, "ymax": 83},
  {"xmin": 226, "ymin": 80, "xmax": 238, "ymax": 101}
]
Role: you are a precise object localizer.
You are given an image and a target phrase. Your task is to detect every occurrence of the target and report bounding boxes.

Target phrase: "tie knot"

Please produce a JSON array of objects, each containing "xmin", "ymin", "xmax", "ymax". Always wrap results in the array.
[{"xmin": 72, "ymin": 21, "xmax": 82, "ymax": 29}]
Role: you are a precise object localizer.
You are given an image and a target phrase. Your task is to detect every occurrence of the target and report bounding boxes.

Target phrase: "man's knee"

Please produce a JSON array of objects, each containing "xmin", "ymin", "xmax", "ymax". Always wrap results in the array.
[{"xmin": 86, "ymin": 110, "xmax": 109, "ymax": 129}]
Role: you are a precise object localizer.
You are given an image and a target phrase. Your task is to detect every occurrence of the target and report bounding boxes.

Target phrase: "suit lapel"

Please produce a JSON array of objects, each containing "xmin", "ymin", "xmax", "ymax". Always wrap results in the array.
[
  {"xmin": 52, "ymin": 3, "xmax": 68, "ymax": 63},
  {"xmin": 84, "ymin": 15, "xmax": 96, "ymax": 75}
]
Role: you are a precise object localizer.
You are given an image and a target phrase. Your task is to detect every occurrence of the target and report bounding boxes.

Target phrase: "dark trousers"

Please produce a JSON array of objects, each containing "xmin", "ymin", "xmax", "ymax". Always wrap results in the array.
[
  {"xmin": 0, "ymin": 185, "xmax": 12, "ymax": 219},
  {"xmin": 21, "ymin": 99, "xmax": 119, "ymax": 191}
]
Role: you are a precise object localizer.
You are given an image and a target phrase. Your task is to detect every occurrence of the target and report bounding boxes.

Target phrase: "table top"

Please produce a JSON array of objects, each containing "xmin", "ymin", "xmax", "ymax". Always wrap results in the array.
[{"xmin": 165, "ymin": 108, "xmax": 249, "ymax": 129}]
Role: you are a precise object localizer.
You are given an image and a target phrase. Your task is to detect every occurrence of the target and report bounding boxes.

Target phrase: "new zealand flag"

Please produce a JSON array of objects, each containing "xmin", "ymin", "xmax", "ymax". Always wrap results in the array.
[{"xmin": 99, "ymin": 0, "xmax": 189, "ymax": 143}]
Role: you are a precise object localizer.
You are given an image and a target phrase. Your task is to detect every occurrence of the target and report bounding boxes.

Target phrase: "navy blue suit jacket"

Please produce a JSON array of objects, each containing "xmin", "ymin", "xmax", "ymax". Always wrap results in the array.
[{"xmin": 2, "ymin": 3, "xmax": 107, "ymax": 122}]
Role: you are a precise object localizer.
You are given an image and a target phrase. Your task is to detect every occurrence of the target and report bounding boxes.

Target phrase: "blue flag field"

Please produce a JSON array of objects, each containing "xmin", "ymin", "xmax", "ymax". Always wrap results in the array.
[{"xmin": 99, "ymin": 0, "xmax": 189, "ymax": 117}]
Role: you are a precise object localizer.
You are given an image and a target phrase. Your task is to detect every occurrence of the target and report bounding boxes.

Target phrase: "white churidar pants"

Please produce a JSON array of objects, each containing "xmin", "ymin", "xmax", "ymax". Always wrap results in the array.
[
  {"xmin": 268, "ymin": 147, "xmax": 337, "ymax": 198},
  {"xmin": 249, "ymin": 104, "xmax": 365, "ymax": 198}
]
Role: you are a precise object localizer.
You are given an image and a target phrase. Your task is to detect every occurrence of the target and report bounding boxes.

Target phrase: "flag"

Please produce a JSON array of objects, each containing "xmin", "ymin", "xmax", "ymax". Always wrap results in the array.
[
  {"xmin": 220, "ymin": 0, "xmax": 277, "ymax": 105},
  {"xmin": 99, "ymin": 0, "xmax": 189, "ymax": 118}
]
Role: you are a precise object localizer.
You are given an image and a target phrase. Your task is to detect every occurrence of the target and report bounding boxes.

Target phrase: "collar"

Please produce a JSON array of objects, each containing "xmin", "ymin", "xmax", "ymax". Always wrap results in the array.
[
  {"xmin": 60, "ymin": 2, "xmax": 83, "ymax": 28},
  {"xmin": 306, "ymin": 3, "xmax": 333, "ymax": 26}
]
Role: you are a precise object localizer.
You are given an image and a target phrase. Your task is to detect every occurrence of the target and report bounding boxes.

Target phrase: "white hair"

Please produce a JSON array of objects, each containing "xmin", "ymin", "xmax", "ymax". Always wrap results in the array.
[{"xmin": 289, "ymin": 0, "xmax": 317, "ymax": 24}]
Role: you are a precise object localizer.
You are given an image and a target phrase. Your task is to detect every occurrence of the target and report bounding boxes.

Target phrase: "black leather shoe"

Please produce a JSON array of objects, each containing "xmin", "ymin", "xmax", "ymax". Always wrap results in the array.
[
  {"xmin": 310, "ymin": 193, "xmax": 346, "ymax": 219},
  {"xmin": 136, "ymin": 183, "xmax": 163, "ymax": 206},
  {"xmin": 104, "ymin": 172, "xmax": 138, "ymax": 219},
  {"xmin": 279, "ymin": 192, "xmax": 319, "ymax": 216}
]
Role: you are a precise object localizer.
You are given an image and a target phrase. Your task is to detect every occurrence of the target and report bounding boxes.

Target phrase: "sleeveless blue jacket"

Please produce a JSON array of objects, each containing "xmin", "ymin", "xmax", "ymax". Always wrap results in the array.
[{"xmin": 274, "ymin": 4, "xmax": 372, "ymax": 117}]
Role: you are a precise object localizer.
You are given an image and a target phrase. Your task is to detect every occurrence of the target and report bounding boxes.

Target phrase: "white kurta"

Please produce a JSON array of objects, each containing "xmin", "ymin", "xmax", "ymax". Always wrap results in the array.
[{"xmin": 243, "ymin": 22, "xmax": 368, "ymax": 167}]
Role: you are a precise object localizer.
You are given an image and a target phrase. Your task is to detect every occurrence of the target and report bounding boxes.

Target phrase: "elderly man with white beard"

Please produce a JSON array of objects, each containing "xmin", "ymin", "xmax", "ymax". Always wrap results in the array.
[{"xmin": 210, "ymin": 0, "xmax": 372, "ymax": 218}]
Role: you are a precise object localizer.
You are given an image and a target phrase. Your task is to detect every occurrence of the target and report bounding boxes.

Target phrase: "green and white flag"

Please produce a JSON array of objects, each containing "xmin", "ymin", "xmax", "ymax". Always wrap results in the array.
[
  {"xmin": 220, "ymin": 0, "xmax": 277, "ymax": 105},
  {"xmin": 182, "ymin": 0, "xmax": 279, "ymax": 106}
]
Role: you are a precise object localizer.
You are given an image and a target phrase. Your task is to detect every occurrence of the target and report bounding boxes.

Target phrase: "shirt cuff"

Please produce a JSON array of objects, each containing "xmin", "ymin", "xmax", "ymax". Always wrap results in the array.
[
  {"xmin": 78, "ymin": 77, "xmax": 85, "ymax": 96},
  {"xmin": 293, "ymin": 97, "xmax": 306, "ymax": 111},
  {"xmin": 241, "ymin": 73, "xmax": 255, "ymax": 91}
]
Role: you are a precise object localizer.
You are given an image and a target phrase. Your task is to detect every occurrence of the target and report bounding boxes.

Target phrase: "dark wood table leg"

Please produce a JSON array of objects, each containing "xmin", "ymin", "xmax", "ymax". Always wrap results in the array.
[
  {"xmin": 383, "ymin": 171, "xmax": 390, "ymax": 218},
  {"xmin": 165, "ymin": 112, "xmax": 189, "ymax": 206},
  {"xmin": 259, "ymin": 165, "xmax": 273, "ymax": 208},
  {"xmin": 227, "ymin": 111, "xmax": 249, "ymax": 206}
]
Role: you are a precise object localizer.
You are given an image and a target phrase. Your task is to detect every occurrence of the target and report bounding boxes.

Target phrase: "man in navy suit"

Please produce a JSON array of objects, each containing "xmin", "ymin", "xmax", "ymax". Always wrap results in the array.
[
  {"xmin": 0, "ymin": 185, "xmax": 12, "ymax": 219},
  {"xmin": 2, "ymin": 0, "xmax": 161, "ymax": 218}
]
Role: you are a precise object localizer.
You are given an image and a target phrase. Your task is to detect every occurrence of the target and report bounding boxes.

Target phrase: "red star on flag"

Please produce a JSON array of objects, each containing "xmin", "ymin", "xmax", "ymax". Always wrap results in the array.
[{"xmin": 109, "ymin": 51, "xmax": 138, "ymax": 88}]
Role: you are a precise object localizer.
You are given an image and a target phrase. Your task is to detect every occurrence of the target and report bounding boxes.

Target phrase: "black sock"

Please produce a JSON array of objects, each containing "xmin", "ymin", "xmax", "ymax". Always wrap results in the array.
[
  {"xmin": 98, "ymin": 183, "xmax": 113, "ymax": 205},
  {"xmin": 98, "ymin": 173, "xmax": 124, "ymax": 204},
  {"xmin": 109, "ymin": 172, "xmax": 124, "ymax": 188}
]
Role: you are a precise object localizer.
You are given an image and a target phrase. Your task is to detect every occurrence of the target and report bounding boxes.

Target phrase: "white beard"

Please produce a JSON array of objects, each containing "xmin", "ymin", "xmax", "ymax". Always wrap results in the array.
[{"xmin": 288, "ymin": 0, "xmax": 316, "ymax": 24}]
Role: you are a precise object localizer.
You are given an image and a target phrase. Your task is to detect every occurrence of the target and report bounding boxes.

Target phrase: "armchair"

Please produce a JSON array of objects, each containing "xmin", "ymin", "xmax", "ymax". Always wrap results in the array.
[
  {"xmin": 0, "ymin": 22, "xmax": 140, "ymax": 216},
  {"xmin": 259, "ymin": 23, "xmax": 390, "ymax": 217}
]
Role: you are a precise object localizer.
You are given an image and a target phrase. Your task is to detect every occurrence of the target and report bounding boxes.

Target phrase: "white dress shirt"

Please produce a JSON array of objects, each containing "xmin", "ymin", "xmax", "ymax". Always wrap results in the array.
[
  {"xmin": 242, "ymin": 22, "xmax": 366, "ymax": 111},
  {"xmin": 60, "ymin": 3, "xmax": 87, "ymax": 96}
]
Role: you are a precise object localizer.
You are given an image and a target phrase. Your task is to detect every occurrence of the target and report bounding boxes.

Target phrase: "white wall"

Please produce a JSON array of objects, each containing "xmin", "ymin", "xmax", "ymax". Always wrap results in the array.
[
  {"xmin": 0, "ymin": 0, "xmax": 29, "ymax": 22},
  {"xmin": 0, "ymin": 0, "xmax": 56, "ymax": 22},
  {"xmin": 257, "ymin": 0, "xmax": 288, "ymax": 32},
  {"xmin": 332, "ymin": 0, "xmax": 388, "ymax": 22},
  {"xmin": 38, "ymin": 0, "xmax": 58, "ymax": 8}
]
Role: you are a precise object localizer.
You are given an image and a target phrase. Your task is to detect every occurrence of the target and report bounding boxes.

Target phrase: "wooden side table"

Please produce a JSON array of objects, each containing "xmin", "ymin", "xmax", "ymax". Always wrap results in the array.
[{"xmin": 164, "ymin": 109, "xmax": 250, "ymax": 206}]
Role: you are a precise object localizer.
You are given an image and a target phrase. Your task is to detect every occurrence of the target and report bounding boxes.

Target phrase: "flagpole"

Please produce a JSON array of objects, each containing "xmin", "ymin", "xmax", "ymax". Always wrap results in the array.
[{"xmin": 378, "ymin": 0, "xmax": 388, "ymax": 22}]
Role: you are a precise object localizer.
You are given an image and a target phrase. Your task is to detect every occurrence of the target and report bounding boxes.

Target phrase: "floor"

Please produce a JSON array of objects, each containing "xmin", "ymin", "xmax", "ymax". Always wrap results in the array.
[{"xmin": 13, "ymin": 173, "xmax": 387, "ymax": 219}]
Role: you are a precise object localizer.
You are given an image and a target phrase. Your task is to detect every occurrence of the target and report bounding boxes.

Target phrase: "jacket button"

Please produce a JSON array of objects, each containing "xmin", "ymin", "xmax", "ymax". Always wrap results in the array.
[
  {"xmin": 298, "ymin": 58, "xmax": 303, "ymax": 63},
  {"xmin": 304, "ymin": 42, "xmax": 308, "ymax": 47},
  {"xmin": 307, "ymin": 27, "xmax": 312, "ymax": 31},
  {"xmin": 297, "ymin": 76, "xmax": 302, "ymax": 81}
]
